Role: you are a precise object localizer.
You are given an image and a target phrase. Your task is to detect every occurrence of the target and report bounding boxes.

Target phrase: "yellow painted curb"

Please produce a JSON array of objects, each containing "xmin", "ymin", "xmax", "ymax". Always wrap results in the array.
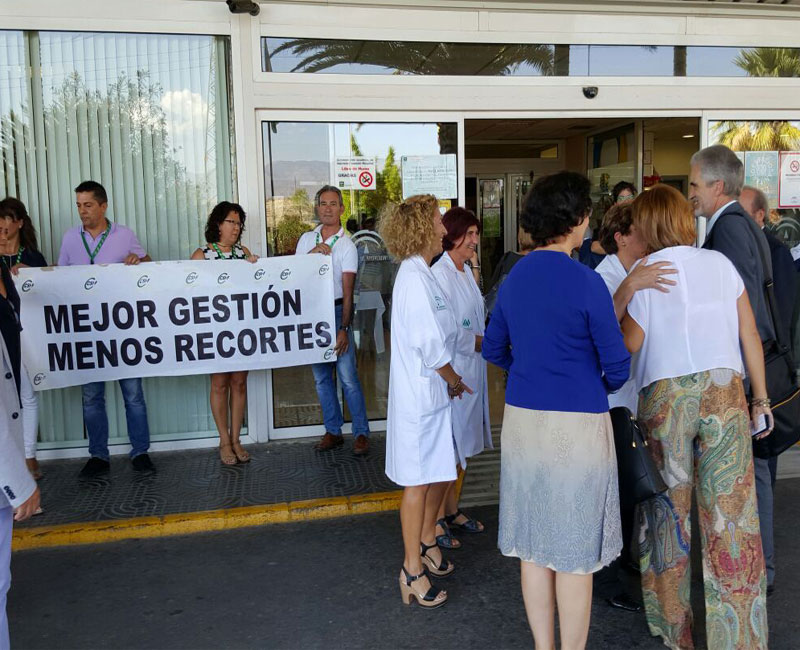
[{"xmin": 12, "ymin": 490, "xmax": 403, "ymax": 551}]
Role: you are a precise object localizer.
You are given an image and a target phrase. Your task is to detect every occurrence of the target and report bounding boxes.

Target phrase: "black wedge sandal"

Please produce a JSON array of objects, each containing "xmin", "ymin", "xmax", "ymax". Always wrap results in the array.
[
  {"xmin": 399, "ymin": 566, "xmax": 447, "ymax": 608},
  {"xmin": 420, "ymin": 541, "xmax": 455, "ymax": 577}
]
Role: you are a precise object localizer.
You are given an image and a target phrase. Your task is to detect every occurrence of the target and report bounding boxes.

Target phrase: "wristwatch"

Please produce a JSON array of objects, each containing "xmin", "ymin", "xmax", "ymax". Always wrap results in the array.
[{"xmin": 338, "ymin": 324, "xmax": 351, "ymax": 332}]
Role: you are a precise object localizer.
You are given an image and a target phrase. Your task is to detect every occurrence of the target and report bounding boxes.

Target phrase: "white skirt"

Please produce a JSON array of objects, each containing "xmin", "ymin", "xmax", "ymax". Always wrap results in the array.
[{"xmin": 498, "ymin": 404, "xmax": 622, "ymax": 574}]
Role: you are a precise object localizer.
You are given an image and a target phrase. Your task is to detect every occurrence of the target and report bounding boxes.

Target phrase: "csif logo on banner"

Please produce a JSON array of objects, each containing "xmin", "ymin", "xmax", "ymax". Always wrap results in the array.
[
  {"xmin": 255, "ymin": 268, "xmax": 266, "ymax": 280},
  {"xmin": 280, "ymin": 269, "xmax": 291, "ymax": 280},
  {"xmin": 217, "ymin": 272, "xmax": 230, "ymax": 284},
  {"xmin": 185, "ymin": 271, "xmax": 198, "ymax": 285},
  {"xmin": 319, "ymin": 264, "xmax": 330, "ymax": 276},
  {"xmin": 84, "ymin": 277, "xmax": 98, "ymax": 290},
  {"xmin": 137, "ymin": 275, "xmax": 150, "ymax": 288},
  {"xmin": 21, "ymin": 279, "xmax": 34, "ymax": 293}
]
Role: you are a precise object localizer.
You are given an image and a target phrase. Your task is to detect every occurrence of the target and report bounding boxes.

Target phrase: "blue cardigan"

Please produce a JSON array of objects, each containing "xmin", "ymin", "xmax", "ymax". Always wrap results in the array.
[{"xmin": 482, "ymin": 250, "xmax": 630, "ymax": 414}]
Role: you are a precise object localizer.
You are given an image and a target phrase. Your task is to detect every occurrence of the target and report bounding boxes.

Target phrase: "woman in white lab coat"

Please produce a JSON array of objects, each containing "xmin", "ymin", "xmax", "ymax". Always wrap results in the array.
[
  {"xmin": 381, "ymin": 194, "xmax": 472, "ymax": 610},
  {"xmin": 431, "ymin": 208, "xmax": 492, "ymax": 550}
]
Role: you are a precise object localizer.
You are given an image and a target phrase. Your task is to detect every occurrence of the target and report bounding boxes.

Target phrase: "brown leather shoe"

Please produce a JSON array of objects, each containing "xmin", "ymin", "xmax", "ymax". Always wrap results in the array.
[
  {"xmin": 353, "ymin": 435, "xmax": 369, "ymax": 456},
  {"xmin": 314, "ymin": 432, "xmax": 344, "ymax": 451}
]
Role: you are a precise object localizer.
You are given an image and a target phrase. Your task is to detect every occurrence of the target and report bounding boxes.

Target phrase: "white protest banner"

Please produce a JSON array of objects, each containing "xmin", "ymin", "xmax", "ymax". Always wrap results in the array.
[
  {"xmin": 334, "ymin": 157, "xmax": 376, "ymax": 190},
  {"xmin": 17, "ymin": 256, "xmax": 336, "ymax": 390},
  {"xmin": 401, "ymin": 154, "xmax": 458, "ymax": 200}
]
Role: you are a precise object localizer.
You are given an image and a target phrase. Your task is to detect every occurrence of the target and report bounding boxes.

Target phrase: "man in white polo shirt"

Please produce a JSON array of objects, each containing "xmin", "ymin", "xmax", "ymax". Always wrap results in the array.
[{"xmin": 295, "ymin": 186, "xmax": 370, "ymax": 455}]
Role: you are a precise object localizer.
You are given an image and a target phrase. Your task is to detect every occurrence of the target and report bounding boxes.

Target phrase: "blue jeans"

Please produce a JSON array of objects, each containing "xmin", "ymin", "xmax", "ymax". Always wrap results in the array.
[
  {"xmin": 311, "ymin": 304, "xmax": 370, "ymax": 437},
  {"xmin": 82, "ymin": 378, "xmax": 151, "ymax": 460}
]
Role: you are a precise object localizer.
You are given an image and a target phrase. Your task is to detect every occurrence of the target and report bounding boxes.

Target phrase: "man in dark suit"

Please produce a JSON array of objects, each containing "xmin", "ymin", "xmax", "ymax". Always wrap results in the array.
[
  {"xmin": 739, "ymin": 186, "xmax": 797, "ymax": 344},
  {"xmin": 690, "ymin": 145, "xmax": 776, "ymax": 596}
]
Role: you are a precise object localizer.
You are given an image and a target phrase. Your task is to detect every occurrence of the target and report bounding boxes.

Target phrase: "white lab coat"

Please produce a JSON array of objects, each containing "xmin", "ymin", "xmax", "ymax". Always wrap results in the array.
[
  {"xmin": 385, "ymin": 256, "xmax": 458, "ymax": 487},
  {"xmin": 432, "ymin": 252, "xmax": 492, "ymax": 465},
  {"xmin": 594, "ymin": 253, "xmax": 639, "ymax": 414}
]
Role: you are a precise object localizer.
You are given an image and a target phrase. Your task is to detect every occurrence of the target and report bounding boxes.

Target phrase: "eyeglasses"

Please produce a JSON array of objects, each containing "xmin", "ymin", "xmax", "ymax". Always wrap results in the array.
[
  {"xmin": 223, "ymin": 219, "xmax": 242, "ymax": 228},
  {"xmin": 616, "ymin": 194, "xmax": 635, "ymax": 203}
]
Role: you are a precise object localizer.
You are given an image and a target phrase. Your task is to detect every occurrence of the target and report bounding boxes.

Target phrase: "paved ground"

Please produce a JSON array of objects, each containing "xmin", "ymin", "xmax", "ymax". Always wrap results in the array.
[
  {"xmin": 21, "ymin": 436, "xmax": 397, "ymax": 528},
  {"xmin": 9, "ymin": 478, "xmax": 800, "ymax": 650}
]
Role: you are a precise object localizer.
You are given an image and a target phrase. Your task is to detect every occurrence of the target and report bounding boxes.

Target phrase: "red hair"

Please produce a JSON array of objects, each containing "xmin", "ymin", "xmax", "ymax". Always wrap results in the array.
[{"xmin": 442, "ymin": 207, "xmax": 481, "ymax": 251}]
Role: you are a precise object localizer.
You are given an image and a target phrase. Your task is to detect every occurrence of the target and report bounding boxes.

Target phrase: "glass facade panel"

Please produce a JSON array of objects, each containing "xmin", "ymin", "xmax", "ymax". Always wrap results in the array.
[
  {"xmin": 708, "ymin": 120, "xmax": 800, "ymax": 247},
  {"xmin": 262, "ymin": 121, "xmax": 458, "ymax": 428},
  {"xmin": 586, "ymin": 124, "xmax": 636, "ymax": 231},
  {"xmin": 263, "ymin": 38, "xmax": 800, "ymax": 78},
  {"xmin": 0, "ymin": 30, "xmax": 236, "ymax": 449}
]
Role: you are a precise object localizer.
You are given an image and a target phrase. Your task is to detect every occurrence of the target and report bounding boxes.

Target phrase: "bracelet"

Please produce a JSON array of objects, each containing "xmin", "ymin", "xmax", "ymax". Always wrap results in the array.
[
  {"xmin": 750, "ymin": 397, "xmax": 771, "ymax": 407},
  {"xmin": 448, "ymin": 377, "xmax": 462, "ymax": 391}
]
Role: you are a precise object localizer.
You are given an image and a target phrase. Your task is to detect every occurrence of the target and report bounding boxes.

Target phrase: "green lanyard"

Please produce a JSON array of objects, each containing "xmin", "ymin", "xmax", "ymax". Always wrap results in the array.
[
  {"xmin": 211, "ymin": 242, "xmax": 235, "ymax": 259},
  {"xmin": 81, "ymin": 223, "xmax": 112, "ymax": 265},
  {"xmin": 1, "ymin": 246, "xmax": 23, "ymax": 268},
  {"xmin": 316, "ymin": 231, "xmax": 340, "ymax": 248}
]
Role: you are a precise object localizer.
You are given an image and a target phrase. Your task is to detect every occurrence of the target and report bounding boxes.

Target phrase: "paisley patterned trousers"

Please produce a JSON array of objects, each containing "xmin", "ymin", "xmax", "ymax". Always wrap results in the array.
[{"xmin": 637, "ymin": 370, "xmax": 768, "ymax": 650}]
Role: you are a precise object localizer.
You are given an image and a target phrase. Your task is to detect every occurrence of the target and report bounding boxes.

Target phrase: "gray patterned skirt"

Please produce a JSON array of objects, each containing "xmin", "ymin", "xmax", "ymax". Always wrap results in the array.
[{"xmin": 498, "ymin": 404, "xmax": 622, "ymax": 574}]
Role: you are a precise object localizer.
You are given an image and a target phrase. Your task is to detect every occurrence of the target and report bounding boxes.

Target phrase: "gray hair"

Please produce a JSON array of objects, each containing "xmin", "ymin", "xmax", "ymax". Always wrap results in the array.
[
  {"xmin": 690, "ymin": 145, "xmax": 744, "ymax": 198},
  {"xmin": 314, "ymin": 185, "xmax": 343, "ymax": 206}
]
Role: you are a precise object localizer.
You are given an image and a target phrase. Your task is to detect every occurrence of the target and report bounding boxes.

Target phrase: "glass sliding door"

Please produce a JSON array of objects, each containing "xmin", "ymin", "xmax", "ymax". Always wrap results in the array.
[{"xmin": 261, "ymin": 120, "xmax": 459, "ymax": 436}]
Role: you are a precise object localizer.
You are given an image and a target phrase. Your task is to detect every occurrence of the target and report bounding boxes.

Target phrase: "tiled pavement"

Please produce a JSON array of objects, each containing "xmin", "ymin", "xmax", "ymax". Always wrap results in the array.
[{"xmin": 20, "ymin": 434, "xmax": 399, "ymax": 528}]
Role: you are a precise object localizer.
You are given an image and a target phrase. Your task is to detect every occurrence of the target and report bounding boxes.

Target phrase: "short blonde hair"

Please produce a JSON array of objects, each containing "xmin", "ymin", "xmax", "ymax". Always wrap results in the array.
[
  {"xmin": 379, "ymin": 194, "xmax": 438, "ymax": 260},
  {"xmin": 631, "ymin": 184, "xmax": 696, "ymax": 252}
]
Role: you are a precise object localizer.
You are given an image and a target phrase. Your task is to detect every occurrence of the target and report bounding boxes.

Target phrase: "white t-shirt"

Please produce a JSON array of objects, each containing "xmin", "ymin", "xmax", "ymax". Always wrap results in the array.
[
  {"xmin": 627, "ymin": 246, "xmax": 745, "ymax": 393},
  {"xmin": 595, "ymin": 254, "xmax": 640, "ymax": 414},
  {"xmin": 295, "ymin": 226, "xmax": 358, "ymax": 300}
]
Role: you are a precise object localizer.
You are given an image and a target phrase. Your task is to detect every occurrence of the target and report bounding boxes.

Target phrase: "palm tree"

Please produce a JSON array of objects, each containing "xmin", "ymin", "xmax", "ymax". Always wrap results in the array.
[
  {"xmin": 734, "ymin": 47, "xmax": 800, "ymax": 78},
  {"xmin": 710, "ymin": 48, "xmax": 800, "ymax": 152},
  {"xmin": 268, "ymin": 39, "xmax": 556, "ymax": 76},
  {"xmin": 713, "ymin": 121, "xmax": 800, "ymax": 152}
]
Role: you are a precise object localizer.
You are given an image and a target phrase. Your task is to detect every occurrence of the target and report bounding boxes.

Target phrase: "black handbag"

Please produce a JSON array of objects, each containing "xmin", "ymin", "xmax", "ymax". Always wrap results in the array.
[
  {"xmin": 734, "ymin": 215, "xmax": 800, "ymax": 458},
  {"xmin": 609, "ymin": 407, "xmax": 668, "ymax": 503}
]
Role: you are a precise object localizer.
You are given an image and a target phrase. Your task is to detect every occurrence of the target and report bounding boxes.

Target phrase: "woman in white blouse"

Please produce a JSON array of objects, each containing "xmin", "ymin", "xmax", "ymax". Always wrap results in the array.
[
  {"xmin": 431, "ymin": 207, "xmax": 493, "ymax": 549},
  {"xmin": 381, "ymin": 194, "xmax": 472, "ymax": 609},
  {"xmin": 620, "ymin": 184, "xmax": 771, "ymax": 650}
]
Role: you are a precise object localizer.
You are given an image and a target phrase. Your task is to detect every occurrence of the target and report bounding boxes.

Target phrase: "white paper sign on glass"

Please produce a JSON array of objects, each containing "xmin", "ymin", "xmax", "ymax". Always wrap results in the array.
[
  {"xmin": 778, "ymin": 152, "xmax": 800, "ymax": 209},
  {"xmin": 401, "ymin": 154, "xmax": 458, "ymax": 200},
  {"xmin": 17, "ymin": 256, "xmax": 336, "ymax": 390},
  {"xmin": 333, "ymin": 157, "xmax": 377, "ymax": 190}
]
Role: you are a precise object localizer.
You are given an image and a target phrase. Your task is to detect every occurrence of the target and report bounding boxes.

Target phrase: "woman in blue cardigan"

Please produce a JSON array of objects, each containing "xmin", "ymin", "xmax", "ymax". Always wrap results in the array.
[{"xmin": 483, "ymin": 171, "xmax": 630, "ymax": 650}]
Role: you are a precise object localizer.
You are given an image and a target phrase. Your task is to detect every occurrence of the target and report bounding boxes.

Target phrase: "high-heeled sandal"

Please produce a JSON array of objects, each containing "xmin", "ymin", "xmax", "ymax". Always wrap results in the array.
[
  {"xmin": 231, "ymin": 441, "xmax": 250, "ymax": 463},
  {"xmin": 420, "ymin": 541, "xmax": 455, "ymax": 577},
  {"xmin": 445, "ymin": 509, "xmax": 484, "ymax": 534},
  {"xmin": 399, "ymin": 566, "xmax": 447, "ymax": 608},
  {"xmin": 219, "ymin": 443, "xmax": 237, "ymax": 466},
  {"xmin": 435, "ymin": 517, "xmax": 461, "ymax": 550}
]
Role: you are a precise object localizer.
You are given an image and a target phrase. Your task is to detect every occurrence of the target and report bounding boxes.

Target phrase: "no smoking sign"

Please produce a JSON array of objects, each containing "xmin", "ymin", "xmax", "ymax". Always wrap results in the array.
[
  {"xmin": 358, "ymin": 171, "xmax": 374, "ymax": 188},
  {"xmin": 334, "ymin": 157, "xmax": 377, "ymax": 191}
]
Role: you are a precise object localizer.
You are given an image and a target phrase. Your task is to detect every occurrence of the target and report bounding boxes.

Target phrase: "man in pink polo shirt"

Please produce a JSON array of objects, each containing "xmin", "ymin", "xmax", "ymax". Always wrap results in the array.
[{"xmin": 58, "ymin": 181, "xmax": 155, "ymax": 477}]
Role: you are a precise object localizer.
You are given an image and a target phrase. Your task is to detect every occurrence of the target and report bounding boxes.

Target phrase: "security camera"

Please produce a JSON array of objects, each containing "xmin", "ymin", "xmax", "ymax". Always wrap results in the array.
[
  {"xmin": 226, "ymin": 0, "xmax": 260, "ymax": 16},
  {"xmin": 582, "ymin": 86, "xmax": 599, "ymax": 99}
]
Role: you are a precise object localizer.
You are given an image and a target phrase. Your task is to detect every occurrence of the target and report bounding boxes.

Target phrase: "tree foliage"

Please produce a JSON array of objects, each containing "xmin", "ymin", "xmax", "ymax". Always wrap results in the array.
[
  {"xmin": 270, "ymin": 39, "xmax": 556, "ymax": 76},
  {"xmin": 274, "ymin": 189, "xmax": 314, "ymax": 255}
]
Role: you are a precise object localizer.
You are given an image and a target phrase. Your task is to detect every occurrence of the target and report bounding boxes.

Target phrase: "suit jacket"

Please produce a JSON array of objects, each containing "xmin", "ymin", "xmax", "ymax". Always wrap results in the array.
[
  {"xmin": 764, "ymin": 228, "xmax": 798, "ymax": 345},
  {"xmin": 703, "ymin": 202, "xmax": 775, "ymax": 343},
  {"xmin": 0, "ymin": 335, "xmax": 36, "ymax": 509}
]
